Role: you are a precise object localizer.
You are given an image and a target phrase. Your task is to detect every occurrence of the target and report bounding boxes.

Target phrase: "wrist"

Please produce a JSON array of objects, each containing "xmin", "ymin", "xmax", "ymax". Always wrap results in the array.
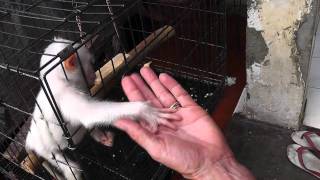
[{"xmin": 183, "ymin": 156, "xmax": 254, "ymax": 180}]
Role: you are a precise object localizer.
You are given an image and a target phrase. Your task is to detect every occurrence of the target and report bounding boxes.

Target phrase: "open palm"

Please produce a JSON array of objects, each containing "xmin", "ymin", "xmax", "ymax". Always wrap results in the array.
[{"xmin": 114, "ymin": 67, "xmax": 234, "ymax": 178}]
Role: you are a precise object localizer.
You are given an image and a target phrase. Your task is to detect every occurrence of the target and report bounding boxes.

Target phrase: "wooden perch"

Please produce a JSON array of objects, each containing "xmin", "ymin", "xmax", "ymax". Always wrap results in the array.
[
  {"xmin": 90, "ymin": 25, "xmax": 176, "ymax": 96},
  {"xmin": 2, "ymin": 118, "xmax": 43, "ymax": 175},
  {"xmin": 3, "ymin": 119, "xmax": 30, "ymax": 163},
  {"xmin": 20, "ymin": 151, "xmax": 43, "ymax": 175}
]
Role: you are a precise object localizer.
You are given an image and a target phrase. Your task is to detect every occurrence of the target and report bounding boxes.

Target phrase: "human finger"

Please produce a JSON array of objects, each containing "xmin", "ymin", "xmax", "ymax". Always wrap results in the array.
[
  {"xmin": 121, "ymin": 76, "xmax": 146, "ymax": 101},
  {"xmin": 159, "ymin": 73, "xmax": 196, "ymax": 107},
  {"xmin": 140, "ymin": 67, "xmax": 177, "ymax": 107},
  {"xmin": 130, "ymin": 73, "xmax": 163, "ymax": 108}
]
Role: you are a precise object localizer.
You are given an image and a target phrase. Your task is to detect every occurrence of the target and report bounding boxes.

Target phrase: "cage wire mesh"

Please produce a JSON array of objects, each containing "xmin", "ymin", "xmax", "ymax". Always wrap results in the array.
[
  {"xmin": 0, "ymin": 0, "xmax": 226, "ymax": 179},
  {"xmin": 226, "ymin": 0, "xmax": 246, "ymax": 15}
]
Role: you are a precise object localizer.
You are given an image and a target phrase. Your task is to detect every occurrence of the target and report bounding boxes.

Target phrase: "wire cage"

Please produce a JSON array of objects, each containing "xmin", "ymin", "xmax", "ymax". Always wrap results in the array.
[
  {"xmin": 0, "ymin": 0, "xmax": 226, "ymax": 179},
  {"xmin": 226, "ymin": 0, "xmax": 246, "ymax": 16}
]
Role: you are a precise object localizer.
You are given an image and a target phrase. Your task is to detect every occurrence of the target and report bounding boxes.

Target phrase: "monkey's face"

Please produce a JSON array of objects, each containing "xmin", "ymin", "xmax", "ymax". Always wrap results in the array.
[{"xmin": 63, "ymin": 47, "xmax": 96, "ymax": 90}]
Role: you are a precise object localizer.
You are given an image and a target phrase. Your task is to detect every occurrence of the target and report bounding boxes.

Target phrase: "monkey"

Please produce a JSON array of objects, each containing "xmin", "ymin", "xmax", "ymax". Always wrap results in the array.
[{"xmin": 25, "ymin": 37, "xmax": 179, "ymax": 180}]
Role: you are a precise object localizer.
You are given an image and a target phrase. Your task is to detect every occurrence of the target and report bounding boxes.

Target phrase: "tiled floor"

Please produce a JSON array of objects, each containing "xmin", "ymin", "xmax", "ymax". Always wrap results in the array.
[{"xmin": 304, "ymin": 21, "xmax": 320, "ymax": 129}]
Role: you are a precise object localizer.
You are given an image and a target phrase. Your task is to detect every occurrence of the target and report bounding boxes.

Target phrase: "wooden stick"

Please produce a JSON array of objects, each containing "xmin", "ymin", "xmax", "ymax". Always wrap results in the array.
[
  {"xmin": 3, "ymin": 120, "xmax": 31, "ymax": 163},
  {"xmin": 20, "ymin": 151, "xmax": 43, "ymax": 175},
  {"xmin": 90, "ymin": 25, "xmax": 175, "ymax": 96}
]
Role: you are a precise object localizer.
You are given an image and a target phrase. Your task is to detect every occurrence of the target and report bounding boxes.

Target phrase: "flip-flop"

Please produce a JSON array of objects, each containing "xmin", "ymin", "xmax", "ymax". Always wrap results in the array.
[
  {"xmin": 291, "ymin": 131, "xmax": 320, "ymax": 152},
  {"xmin": 287, "ymin": 144, "xmax": 320, "ymax": 178}
]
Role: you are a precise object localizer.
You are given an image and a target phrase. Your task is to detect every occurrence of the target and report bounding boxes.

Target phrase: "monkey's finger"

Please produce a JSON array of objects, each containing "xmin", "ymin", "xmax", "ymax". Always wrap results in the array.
[
  {"xmin": 158, "ymin": 119, "xmax": 177, "ymax": 130},
  {"xmin": 159, "ymin": 73, "xmax": 197, "ymax": 107},
  {"xmin": 159, "ymin": 112, "xmax": 181, "ymax": 121},
  {"xmin": 130, "ymin": 73, "xmax": 163, "ymax": 108},
  {"xmin": 121, "ymin": 76, "xmax": 146, "ymax": 101},
  {"xmin": 140, "ymin": 120, "xmax": 160, "ymax": 133},
  {"xmin": 139, "ymin": 120, "xmax": 153, "ymax": 131},
  {"xmin": 158, "ymin": 108, "xmax": 177, "ymax": 113},
  {"xmin": 147, "ymin": 123, "xmax": 158, "ymax": 133},
  {"xmin": 140, "ymin": 67, "xmax": 177, "ymax": 108}
]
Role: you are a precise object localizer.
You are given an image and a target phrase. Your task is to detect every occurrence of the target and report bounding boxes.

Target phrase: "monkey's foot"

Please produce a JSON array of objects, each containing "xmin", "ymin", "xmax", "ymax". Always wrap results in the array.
[
  {"xmin": 91, "ymin": 129, "xmax": 114, "ymax": 147},
  {"xmin": 99, "ymin": 131, "xmax": 114, "ymax": 147}
]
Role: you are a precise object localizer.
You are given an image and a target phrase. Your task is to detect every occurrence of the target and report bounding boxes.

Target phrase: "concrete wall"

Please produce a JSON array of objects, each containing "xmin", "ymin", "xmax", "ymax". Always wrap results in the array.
[{"xmin": 241, "ymin": 0, "xmax": 317, "ymax": 128}]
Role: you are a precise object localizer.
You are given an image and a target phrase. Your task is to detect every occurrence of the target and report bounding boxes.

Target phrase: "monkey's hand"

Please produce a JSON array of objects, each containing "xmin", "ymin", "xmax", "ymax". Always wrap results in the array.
[{"xmin": 134, "ymin": 101, "xmax": 180, "ymax": 132}]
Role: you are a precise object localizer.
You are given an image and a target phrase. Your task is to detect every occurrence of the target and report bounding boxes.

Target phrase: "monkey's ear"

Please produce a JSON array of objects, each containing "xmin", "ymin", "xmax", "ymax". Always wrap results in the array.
[{"xmin": 64, "ymin": 53, "xmax": 77, "ymax": 71}]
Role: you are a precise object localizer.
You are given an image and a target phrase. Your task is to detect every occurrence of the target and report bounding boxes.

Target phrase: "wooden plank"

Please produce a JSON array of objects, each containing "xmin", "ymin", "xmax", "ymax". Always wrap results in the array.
[
  {"xmin": 90, "ymin": 25, "xmax": 176, "ymax": 96},
  {"xmin": 3, "ymin": 119, "xmax": 30, "ymax": 163}
]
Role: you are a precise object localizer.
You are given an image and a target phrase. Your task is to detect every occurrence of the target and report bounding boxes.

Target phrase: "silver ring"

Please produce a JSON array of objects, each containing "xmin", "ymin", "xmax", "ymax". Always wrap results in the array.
[{"xmin": 169, "ymin": 101, "xmax": 181, "ymax": 110}]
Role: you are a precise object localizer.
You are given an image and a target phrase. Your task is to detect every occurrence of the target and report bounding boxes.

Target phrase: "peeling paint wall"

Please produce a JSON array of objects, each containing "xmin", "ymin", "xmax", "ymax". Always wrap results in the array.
[{"xmin": 243, "ymin": 0, "xmax": 316, "ymax": 128}]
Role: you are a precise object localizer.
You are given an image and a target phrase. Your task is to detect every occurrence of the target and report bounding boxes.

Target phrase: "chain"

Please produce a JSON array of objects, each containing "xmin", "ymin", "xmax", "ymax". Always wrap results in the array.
[
  {"xmin": 73, "ymin": 1, "xmax": 86, "ymax": 45},
  {"xmin": 76, "ymin": 14, "xmax": 86, "ymax": 44}
]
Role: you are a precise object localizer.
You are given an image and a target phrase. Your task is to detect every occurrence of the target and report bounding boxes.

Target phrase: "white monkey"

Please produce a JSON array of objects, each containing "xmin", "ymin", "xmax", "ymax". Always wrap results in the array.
[{"xmin": 25, "ymin": 37, "xmax": 179, "ymax": 180}]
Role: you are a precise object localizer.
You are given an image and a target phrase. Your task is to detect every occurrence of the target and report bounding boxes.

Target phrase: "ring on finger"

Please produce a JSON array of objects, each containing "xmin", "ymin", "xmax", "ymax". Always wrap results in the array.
[{"xmin": 169, "ymin": 101, "xmax": 181, "ymax": 110}]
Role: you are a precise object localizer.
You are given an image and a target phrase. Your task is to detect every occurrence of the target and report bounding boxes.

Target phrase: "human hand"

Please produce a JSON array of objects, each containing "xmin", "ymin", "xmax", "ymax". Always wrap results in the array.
[{"xmin": 114, "ymin": 67, "xmax": 254, "ymax": 180}]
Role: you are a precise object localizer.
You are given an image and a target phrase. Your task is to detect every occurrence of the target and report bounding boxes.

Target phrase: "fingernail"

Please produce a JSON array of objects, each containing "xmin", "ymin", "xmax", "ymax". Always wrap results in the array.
[
  {"xmin": 130, "ymin": 73, "xmax": 139, "ymax": 78},
  {"xmin": 121, "ymin": 74, "xmax": 127, "ymax": 80},
  {"xmin": 122, "ymin": 70, "xmax": 131, "ymax": 79}
]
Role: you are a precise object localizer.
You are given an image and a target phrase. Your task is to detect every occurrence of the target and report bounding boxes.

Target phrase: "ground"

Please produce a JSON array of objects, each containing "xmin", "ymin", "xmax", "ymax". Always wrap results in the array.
[{"xmin": 225, "ymin": 115, "xmax": 316, "ymax": 180}]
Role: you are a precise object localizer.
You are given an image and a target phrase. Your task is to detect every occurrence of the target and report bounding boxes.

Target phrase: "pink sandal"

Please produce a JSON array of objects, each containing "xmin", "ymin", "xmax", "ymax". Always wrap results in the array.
[
  {"xmin": 287, "ymin": 144, "xmax": 320, "ymax": 178},
  {"xmin": 291, "ymin": 131, "xmax": 320, "ymax": 152}
]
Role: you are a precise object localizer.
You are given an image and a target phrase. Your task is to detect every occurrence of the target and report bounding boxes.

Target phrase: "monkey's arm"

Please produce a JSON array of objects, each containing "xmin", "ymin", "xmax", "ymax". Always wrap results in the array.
[{"xmin": 59, "ymin": 90, "xmax": 178, "ymax": 129}]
